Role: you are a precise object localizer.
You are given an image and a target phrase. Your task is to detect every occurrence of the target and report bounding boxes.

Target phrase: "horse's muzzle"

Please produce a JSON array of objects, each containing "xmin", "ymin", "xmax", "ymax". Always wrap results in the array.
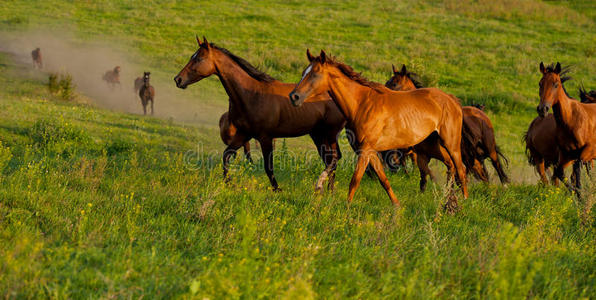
[
  {"xmin": 174, "ymin": 76, "xmax": 186, "ymax": 89},
  {"xmin": 289, "ymin": 91, "xmax": 303, "ymax": 107},
  {"xmin": 537, "ymin": 104, "xmax": 550, "ymax": 117}
]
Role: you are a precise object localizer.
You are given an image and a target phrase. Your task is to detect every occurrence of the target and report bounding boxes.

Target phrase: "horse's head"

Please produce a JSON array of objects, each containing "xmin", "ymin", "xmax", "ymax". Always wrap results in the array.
[
  {"xmin": 385, "ymin": 64, "xmax": 417, "ymax": 91},
  {"xmin": 143, "ymin": 72, "xmax": 150, "ymax": 83},
  {"xmin": 289, "ymin": 49, "xmax": 332, "ymax": 107},
  {"xmin": 114, "ymin": 66, "xmax": 121, "ymax": 74},
  {"xmin": 174, "ymin": 36, "xmax": 217, "ymax": 89},
  {"xmin": 538, "ymin": 62, "xmax": 563, "ymax": 117}
]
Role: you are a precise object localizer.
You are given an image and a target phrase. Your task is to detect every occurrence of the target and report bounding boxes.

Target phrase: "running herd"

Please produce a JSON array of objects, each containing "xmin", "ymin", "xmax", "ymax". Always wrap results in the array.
[{"xmin": 31, "ymin": 36, "xmax": 596, "ymax": 212}]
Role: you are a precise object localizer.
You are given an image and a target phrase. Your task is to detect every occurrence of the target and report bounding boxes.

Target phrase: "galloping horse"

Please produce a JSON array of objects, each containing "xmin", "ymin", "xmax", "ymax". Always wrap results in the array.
[
  {"xmin": 289, "ymin": 50, "xmax": 467, "ymax": 209},
  {"xmin": 219, "ymin": 111, "xmax": 252, "ymax": 162},
  {"xmin": 31, "ymin": 48, "xmax": 42, "ymax": 69},
  {"xmin": 537, "ymin": 62, "xmax": 596, "ymax": 196},
  {"xmin": 102, "ymin": 66, "xmax": 121, "ymax": 89},
  {"xmin": 386, "ymin": 64, "xmax": 509, "ymax": 188},
  {"xmin": 174, "ymin": 37, "xmax": 345, "ymax": 192},
  {"xmin": 525, "ymin": 66, "xmax": 575, "ymax": 185},
  {"xmin": 138, "ymin": 72, "xmax": 155, "ymax": 115}
]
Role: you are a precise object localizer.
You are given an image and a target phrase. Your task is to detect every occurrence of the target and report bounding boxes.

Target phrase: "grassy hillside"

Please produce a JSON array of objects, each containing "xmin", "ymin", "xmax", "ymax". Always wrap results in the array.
[{"xmin": 0, "ymin": 0, "xmax": 595, "ymax": 298}]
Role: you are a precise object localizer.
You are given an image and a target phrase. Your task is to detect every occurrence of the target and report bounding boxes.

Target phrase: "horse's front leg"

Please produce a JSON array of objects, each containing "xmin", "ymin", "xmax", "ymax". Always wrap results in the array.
[
  {"xmin": 347, "ymin": 150, "xmax": 371, "ymax": 203},
  {"xmin": 260, "ymin": 138, "xmax": 280, "ymax": 191}
]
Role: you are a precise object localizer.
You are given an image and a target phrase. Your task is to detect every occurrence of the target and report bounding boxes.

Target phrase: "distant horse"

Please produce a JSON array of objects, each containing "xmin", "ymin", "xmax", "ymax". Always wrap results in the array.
[
  {"xmin": 31, "ymin": 48, "xmax": 42, "ymax": 69},
  {"xmin": 134, "ymin": 76, "xmax": 143, "ymax": 94},
  {"xmin": 537, "ymin": 62, "xmax": 596, "ymax": 197},
  {"xmin": 386, "ymin": 64, "xmax": 508, "ymax": 189},
  {"xmin": 138, "ymin": 72, "xmax": 155, "ymax": 115},
  {"xmin": 102, "ymin": 66, "xmax": 121, "ymax": 89},
  {"xmin": 289, "ymin": 50, "xmax": 467, "ymax": 210},
  {"xmin": 219, "ymin": 111, "xmax": 252, "ymax": 162},
  {"xmin": 174, "ymin": 37, "xmax": 345, "ymax": 192}
]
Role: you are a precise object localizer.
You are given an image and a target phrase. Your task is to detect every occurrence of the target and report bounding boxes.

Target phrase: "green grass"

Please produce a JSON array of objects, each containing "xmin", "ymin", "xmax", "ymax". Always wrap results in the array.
[{"xmin": 0, "ymin": 0, "xmax": 595, "ymax": 298}]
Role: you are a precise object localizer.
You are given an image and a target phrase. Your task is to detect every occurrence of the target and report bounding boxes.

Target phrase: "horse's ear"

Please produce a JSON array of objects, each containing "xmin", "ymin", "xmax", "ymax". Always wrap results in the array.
[
  {"xmin": 554, "ymin": 62, "xmax": 561, "ymax": 74},
  {"xmin": 306, "ymin": 49, "xmax": 315, "ymax": 62},
  {"xmin": 196, "ymin": 35, "xmax": 202, "ymax": 46},
  {"xmin": 400, "ymin": 64, "xmax": 407, "ymax": 75},
  {"xmin": 319, "ymin": 50, "xmax": 326, "ymax": 64},
  {"xmin": 539, "ymin": 62, "xmax": 545, "ymax": 74},
  {"xmin": 392, "ymin": 64, "xmax": 397, "ymax": 74},
  {"xmin": 203, "ymin": 36, "xmax": 209, "ymax": 47}
]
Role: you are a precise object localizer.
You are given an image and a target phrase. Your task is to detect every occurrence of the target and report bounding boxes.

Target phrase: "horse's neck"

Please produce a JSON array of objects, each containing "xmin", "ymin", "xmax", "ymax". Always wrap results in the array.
[
  {"xmin": 552, "ymin": 88, "xmax": 575, "ymax": 132},
  {"xmin": 214, "ymin": 53, "xmax": 265, "ymax": 115},
  {"xmin": 327, "ymin": 75, "xmax": 368, "ymax": 122}
]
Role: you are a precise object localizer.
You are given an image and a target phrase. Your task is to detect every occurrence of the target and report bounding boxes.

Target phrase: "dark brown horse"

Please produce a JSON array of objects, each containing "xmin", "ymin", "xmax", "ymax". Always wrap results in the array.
[
  {"xmin": 102, "ymin": 66, "xmax": 121, "ymax": 89},
  {"xmin": 31, "ymin": 48, "xmax": 42, "ymax": 69},
  {"xmin": 289, "ymin": 50, "xmax": 467, "ymax": 209},
  {"xmin": 219, "ymin": 111, "xmax": 252, "ymax": 162},
  {"xmin": 174, "ymin": 37, "xmax": 345, "ymax": 192},
  {"xmin": 139, "ymin": 72, "xmax": 155, "ymax": 115},
  {"xmin": 386, "ymin": 64, "xmax": 509, "ymax": 189},
  {"xmin": 537, "ymin": 62, "xmax": 596, "ymax": 196}
]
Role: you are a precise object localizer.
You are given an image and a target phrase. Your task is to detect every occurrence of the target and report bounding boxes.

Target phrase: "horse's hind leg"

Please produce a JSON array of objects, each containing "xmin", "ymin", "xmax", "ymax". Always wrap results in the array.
[
  {"xmin": 416, "ymin": 152, "xmax": 432, "ymax": 192},
  {"xmin": 489, "ymin": 151, "xmax": 509, "ymax": 184},
  {"xmin": 260, "ymin": 138, "xmax": 280, "ymax": 191},
  {"xmin": 439, "ymin": 132, "xmax": 468, "ymax": 201},
  {"xmin": 471, "ymin": 159, "xmax": 489, "ymax": 182},
  {"xmin": 222, "ymin": 141, "xmax": 244, "ymax": 184},
  {"xmin": 242, "ymin": 141, "xmax": 253, "ymax": 163},
  {"xmin": 369, "ymin": 152, "xmax": 399, "ymax": 206}
]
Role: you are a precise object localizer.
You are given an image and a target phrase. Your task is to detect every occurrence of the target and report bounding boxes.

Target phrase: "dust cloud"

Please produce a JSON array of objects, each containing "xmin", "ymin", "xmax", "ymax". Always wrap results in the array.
[{"xmin": 0, "ymin": 31, "xmax": 226, "ymax": 126}]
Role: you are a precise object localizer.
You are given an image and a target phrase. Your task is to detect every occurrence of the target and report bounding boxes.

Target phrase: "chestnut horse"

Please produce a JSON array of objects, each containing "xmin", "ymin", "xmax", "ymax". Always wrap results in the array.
[
  {"xmin": 386, "ymin": 64, "xmax": 509, "ymax": 188},
  {"xmin": 31, "ymin": 48, "xmax": 42, "ymax": 69},
  {"xmin": 174, "ymin": 37, "xmax": 345, "ymax": 191},
  {"xmin": 289, "ymin": 50, "xmax": 467, "ymax": 209},
  {"xmin": 537, "ymin": 62, "xmax": 596, "ymax": 197},
  {"xmin": 139, "ymin": 72, "xmax": 155, "ymax": 115},
  {"xmin": 219, "ymin": 111, "xmax": 252, "ymax": 162},
  {"xmin": 525, "ymin": 67, "xmax": 578, "ymax": 185},
  {"xmin": 102, "ymin": 66, "xmax": 121, "ymax": 89}
]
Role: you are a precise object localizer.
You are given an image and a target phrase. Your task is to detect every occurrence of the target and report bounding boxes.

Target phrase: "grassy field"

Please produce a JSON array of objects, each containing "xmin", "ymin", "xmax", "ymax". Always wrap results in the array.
[{"xmin": 1, "ymin": 0, "xmax": 595, "ymax": 298}]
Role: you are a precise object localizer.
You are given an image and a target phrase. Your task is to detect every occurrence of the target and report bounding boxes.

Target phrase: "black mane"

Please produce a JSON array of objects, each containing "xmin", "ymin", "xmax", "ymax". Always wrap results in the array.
[{"xmin": 211, "ymin": 44, "xmax": 276, "ymax": 83}]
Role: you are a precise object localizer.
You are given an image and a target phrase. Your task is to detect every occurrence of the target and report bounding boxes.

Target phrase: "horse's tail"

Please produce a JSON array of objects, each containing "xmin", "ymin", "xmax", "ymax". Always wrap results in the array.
[
  {"xmin": 460, "ymin": 120, "xmax": 477, "ymax": 170},
  {"xmin": 522, "ymin": 129, "xmax": 535, "ymax": 166}
]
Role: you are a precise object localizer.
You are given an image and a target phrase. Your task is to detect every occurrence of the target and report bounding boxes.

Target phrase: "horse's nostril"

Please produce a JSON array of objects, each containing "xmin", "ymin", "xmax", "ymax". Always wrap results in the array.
[{"xmin": 291, "ymin": 93, "xmax": 299, "ymax": 102}]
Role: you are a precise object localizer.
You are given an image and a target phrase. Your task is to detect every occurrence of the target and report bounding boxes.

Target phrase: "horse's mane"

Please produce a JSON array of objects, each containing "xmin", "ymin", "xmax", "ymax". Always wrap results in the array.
[
  {"xmin": 543, "ymin": 63, "xmax": 573, "ymax": 98},
  {"xmin": 579, "ymin": 86, "xmax": 596, "ymax": 103},
  {"xmin": 402, "ymin": 69, "xmax": 425, "ymax": 89},
  {"xmin": 313, "ymin": 55, "xmax": 387, "ymax": 93},
  {"xmin": 210, "ymin": 44, "xmax": 276, "ymax": 83}
]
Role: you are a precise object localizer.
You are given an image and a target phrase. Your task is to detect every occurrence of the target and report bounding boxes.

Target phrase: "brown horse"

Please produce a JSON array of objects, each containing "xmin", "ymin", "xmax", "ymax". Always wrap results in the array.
[
  {"xmin": 174, "ymin": 37, "xmax": 345, "ymax": 192},
  {"xmin": 289, "ymin": 50, "xmax": 467, "ymax": 209},
  {"xmin": 219, "ymin": 111, "xmax": 252, "ymax": 162},
  {"xmin": 102, "ymin": 66, "xmax": 121, "ymax": 89},
  {"xmin": 537, "ymin": 62, "xmax": 596, "ymax": 196},
  {"xmin": 386, "ymin": 64, "xmax": 509, "ymax": 188},
  {"xmin": 31, "ymin": 48, "xmax": 42, "ymax": 69},
  {"xmin": 139, "ymin": 72, "xmax": 155, "ymax": 115},
  {"xmin": 134, "ymin": 76, "xmax": 143, "ymax": 94}
]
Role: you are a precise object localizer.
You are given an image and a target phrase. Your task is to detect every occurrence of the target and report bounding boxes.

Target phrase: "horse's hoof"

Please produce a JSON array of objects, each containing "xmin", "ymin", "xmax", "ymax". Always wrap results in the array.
[{"xmin": 272, "ymin": 187, "xmax": 282, "ymax": 192}]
